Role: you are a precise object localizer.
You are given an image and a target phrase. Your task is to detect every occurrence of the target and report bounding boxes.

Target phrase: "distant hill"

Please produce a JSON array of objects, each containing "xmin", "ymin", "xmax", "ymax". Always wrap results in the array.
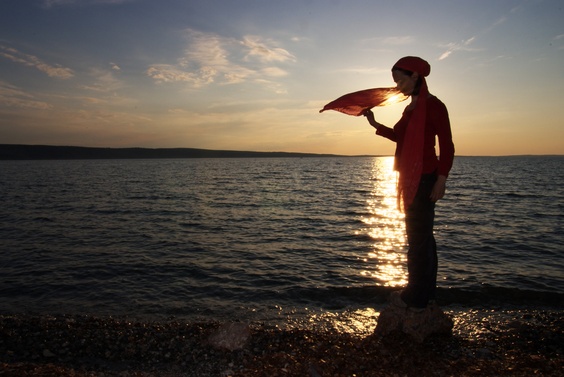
[{"xmin": 0, "ymin": 144, "xmax": 353, "ymax": 160}]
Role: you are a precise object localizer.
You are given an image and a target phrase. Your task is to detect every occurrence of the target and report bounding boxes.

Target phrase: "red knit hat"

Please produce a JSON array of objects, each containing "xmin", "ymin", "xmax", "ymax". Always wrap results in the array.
[{"xmin": 392, "ymin": 56, "xmax": 431, "ymax": 77}]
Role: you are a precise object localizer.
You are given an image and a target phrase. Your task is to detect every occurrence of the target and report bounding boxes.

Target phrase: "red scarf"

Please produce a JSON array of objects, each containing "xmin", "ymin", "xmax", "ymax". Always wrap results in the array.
[
  {"xmin": 319, "ymin": 87, "xmax": 406, "ymax": 116},
  {"xmin": 393, "ymin": 56, "xmax": 431, "ymax": 210}
]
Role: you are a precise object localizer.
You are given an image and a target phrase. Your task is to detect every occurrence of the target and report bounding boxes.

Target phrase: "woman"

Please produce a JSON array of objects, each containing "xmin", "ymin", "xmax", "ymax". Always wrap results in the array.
[{"xmin": 364, "ymin": 56, "xmax": 455, "ymax": 310}]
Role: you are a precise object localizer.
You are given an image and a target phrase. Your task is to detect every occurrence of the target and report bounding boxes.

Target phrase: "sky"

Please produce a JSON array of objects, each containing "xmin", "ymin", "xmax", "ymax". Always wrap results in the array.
[{"xmin": 0, "ymin": 0, "xmax": 563, "ymax": 156}]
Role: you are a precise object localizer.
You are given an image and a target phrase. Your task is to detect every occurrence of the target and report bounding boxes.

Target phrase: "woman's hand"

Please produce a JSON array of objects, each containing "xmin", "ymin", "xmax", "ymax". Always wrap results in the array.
[
  {"xmin": 363, "ymin": 109, "xmax": 380, "ymax": 129},
  {"xmin": 430, "ymin": 175, "xmax": 447, "ymax": 202}
]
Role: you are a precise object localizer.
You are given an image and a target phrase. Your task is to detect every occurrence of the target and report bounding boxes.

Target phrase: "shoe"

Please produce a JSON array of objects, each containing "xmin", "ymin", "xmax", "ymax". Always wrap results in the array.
[{"xmin": 389, "ymin": 290, "xmax": 407, "ymax": 308}]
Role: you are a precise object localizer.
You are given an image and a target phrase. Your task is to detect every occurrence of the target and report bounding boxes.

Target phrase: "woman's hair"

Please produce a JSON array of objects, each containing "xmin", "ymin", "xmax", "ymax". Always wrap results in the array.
[{"xmin": 392, "ymin": 66, "xmax": 423, "ymax": 96}]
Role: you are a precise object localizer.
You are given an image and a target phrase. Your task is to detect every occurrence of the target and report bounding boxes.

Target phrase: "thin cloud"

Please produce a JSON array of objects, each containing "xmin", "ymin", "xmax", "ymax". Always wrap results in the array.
[
  {"xmin": 261, "ymin": 67, "xmax": 289, "ymax": 77},
  {"xmin": 147, "ymin": 29, "xmax": 295, "ymax": 90},
  {"xmin": 81, "ymin": 68, "xmax": 123, "ymax": 92},
  {"xmin": 180, "ymin": 30, "xmax": 232, "ymax": 69},
  {"xmin": 491, "ymin": 16, "xmax": 507, "ymax": 29},
  {"xmin": 0, "ymin": 81, "xmax": 51, "ymax": 109},
  {"xmin": 147, "ymin": 64, "xmax": 217, "ymax": 87},
  {"xmin": 0, "ymin": 45, "xmax": 74, "ymax": 79},
  {"xmin": 253, "ymin": 79, "xmax": 287, "ymax": 95},
  {"xmin": 554, "ymin": 34, "xmax": 564, "ymax": 50},
  {"xmin": 380, "ymin": 36, "xmax": 414, "ymax": 46},
  {"xmin": 241, "ymin": 36, "xmax": 296, "ymax": 63},
  {"xmin": 439, "ymin": 36, "xmax": 478, "ymax": 60},
  {"xmin": 438, "ymin": 13, "xmax": 507, "ymax": 60}
]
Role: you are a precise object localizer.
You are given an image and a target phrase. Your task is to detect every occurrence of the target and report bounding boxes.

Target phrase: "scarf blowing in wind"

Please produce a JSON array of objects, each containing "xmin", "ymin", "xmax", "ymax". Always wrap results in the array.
[{"xmin": 392, "ymin": 56, "xmax": 431, "ymax": 211}]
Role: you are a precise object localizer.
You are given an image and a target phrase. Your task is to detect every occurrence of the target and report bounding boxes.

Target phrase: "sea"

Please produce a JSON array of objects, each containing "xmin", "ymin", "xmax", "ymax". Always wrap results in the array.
[{"xmin": 1, "ymin": 156, "xmax": 563, "ymax": 326}]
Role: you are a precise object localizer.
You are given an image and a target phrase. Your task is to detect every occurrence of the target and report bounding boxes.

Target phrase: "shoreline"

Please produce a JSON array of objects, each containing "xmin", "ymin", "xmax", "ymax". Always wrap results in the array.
[{"xmin": 1, "ymin": 306, "xmax": 562, "ymax": 376}]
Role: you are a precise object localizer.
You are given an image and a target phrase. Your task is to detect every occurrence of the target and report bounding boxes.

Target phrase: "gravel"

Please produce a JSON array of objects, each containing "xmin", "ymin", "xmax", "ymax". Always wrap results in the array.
[{"xmin": 0, "ymin": 307, "xmax": 562, "ymax": 376}]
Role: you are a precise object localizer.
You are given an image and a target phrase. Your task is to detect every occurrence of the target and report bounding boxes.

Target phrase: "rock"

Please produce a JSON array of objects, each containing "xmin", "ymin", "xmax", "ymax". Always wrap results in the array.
[
  {"xmin": 375, "ymin": 303, "xmax": 453, "ymax": 343},
  {"xmin": 207, "ymin": 322, "xmax": 251, "ymax": 351},
  {"xmin": 42, "ymin": 349, "xmax": 56, "ymax": 357}
]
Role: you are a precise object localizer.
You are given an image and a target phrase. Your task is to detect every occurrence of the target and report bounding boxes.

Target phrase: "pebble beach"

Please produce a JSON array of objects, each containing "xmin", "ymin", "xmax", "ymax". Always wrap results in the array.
[{"xmin": 1, "ymin": 307, "xmax": 562, "ymax": 376}]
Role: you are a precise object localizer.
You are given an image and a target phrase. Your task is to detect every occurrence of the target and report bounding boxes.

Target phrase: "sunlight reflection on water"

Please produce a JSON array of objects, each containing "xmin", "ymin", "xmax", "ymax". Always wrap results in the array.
[
  {"xmin": 359, "ymin": 157, "xmax": 407, "ymax": 287},
  {"xmin": 306, "ymin": 308, "xmax": 379, "ymax": 335},
  {"xmin": 284, "ymin": 307, "xmax": 379, "ymax": 336}
]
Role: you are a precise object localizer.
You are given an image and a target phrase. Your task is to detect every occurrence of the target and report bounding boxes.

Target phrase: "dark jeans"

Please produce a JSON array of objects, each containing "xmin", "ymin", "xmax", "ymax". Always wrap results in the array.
[{"xmin": 401, "ymin": 172, "xmax": 438, "ymax": 308}]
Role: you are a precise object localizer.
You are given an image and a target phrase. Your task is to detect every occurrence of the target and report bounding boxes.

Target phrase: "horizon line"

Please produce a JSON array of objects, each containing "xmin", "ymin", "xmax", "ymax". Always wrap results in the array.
[{"xmin": 0, "ymin": 143, "xmax": 562, "ymax": 159}]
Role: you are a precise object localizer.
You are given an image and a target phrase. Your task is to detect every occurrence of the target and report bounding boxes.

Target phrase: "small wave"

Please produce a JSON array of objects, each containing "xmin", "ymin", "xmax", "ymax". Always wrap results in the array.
[
  {"xmin": 281, "ymin": 285, "xmax": 564, "ymax": 310},
  {"xmin": 504, "ymin": 192, "xmax": 543, "ymax": 199}
]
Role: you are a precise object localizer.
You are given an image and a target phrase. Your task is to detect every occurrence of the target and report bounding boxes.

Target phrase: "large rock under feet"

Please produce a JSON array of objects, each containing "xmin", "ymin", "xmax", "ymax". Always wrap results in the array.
[{"xmin": 375, "ymin": 303, "xmax": 454, "ymax": 342}]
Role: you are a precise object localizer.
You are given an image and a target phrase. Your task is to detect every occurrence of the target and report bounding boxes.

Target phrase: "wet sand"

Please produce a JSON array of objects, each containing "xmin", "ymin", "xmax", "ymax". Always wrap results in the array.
[{"xmin": 1, "ymin": 307, "xmax": 562, "ymax": 376}]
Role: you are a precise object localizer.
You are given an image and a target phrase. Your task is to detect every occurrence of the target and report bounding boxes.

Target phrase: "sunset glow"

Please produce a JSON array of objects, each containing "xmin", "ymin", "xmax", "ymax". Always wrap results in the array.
[
  {"xmin": 0, "ymin": 0, "xmax": 562, "ymax": 156},
  {"xmin": 381, "ymin": 94, "xmax": 408, "ymax": 107}
]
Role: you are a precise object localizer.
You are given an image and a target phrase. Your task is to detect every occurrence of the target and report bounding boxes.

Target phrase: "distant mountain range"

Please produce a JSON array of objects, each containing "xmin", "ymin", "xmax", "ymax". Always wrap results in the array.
[{"xmin": 0, "ymin": 144, "xmax": 365, "ymax": 160}]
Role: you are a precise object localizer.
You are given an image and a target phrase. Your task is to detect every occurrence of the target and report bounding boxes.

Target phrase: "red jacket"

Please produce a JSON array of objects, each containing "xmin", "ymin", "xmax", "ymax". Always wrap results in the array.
[{"xmin": 376, "ymin": 95, "xmax": 455, "ymax": 177}]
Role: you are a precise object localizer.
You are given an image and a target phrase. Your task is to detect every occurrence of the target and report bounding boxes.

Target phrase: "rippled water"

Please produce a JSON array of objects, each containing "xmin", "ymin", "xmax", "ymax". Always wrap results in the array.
[{"xmin": 0, "ymin": 156, "xmax": 562, "ymax": 321}]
